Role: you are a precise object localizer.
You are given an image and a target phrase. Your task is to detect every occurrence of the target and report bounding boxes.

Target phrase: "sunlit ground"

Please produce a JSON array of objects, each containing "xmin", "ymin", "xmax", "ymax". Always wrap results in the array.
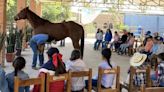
[{"xmin": 4, "ymin": 37, "xmax": 130, "ymax": 92}]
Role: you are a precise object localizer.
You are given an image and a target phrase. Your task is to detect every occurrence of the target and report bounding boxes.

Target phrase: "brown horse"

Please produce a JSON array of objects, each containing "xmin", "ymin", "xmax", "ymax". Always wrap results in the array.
[{"xmin": 14, "ymin": 7, "xmax": 84, "ymax": 58}]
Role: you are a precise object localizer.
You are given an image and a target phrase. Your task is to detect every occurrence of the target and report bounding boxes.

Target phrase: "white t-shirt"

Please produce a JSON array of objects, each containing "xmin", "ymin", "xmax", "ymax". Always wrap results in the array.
[
  {"xmin": 65, "ymin": 59, "xmax": 87, "ymax": 91},
  {"xmin": 94, "ymin": 61, "xmax": 116, "ymax": 88}
]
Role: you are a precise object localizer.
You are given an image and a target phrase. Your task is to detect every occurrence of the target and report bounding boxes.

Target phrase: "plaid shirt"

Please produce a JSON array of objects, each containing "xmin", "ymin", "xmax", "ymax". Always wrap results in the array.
[
  {"xmin": 133, "ymin": 65, "xmax": 147, "ymax": 86},
  {"xmin": 133, "ymin": 72, "xmax": 146, "ymax": 86},
  {"xmin": 157, "ymin": 61, "xmax": 164, "ymax": 83}
]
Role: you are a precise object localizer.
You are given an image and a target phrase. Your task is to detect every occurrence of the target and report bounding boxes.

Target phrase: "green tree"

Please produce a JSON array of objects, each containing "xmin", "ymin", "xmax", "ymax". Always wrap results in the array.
[
  {"xmin": 6, "ymin": 0, "xmax": 17, "ymax": 24},
  {"xmin": 42, "ymin": 2, "xmax": 71, "ymax": 22}
]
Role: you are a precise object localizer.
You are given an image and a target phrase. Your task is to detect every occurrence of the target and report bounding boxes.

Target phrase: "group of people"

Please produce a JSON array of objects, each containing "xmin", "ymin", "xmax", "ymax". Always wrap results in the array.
[
  {"xmin": 93, "ymin": 28, "xmax": 135, "ymax": 53},
  {"xmin": 0, "ymin": 46, "xmax": 116, "ymax": 92},
  {"xmin": 93, "ymin": 28, "xmax": 164, "ymax": 89},
  {"xmin": 93, "ymin": 28, "xmax": 112, "ymax": 50},
  {"xmin": 1, "ymin": 47, "xmax": 164, "ymax": 92},
  {"xmin": 0, "ymin": 30, "xmax": 164, "ymax": 92}
]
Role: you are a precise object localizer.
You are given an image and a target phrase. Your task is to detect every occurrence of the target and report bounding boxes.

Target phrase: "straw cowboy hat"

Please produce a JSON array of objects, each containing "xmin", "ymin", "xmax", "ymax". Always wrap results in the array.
[{"xmin": 130, "ymin": 52, "xmax": 147, "ymax": 67}]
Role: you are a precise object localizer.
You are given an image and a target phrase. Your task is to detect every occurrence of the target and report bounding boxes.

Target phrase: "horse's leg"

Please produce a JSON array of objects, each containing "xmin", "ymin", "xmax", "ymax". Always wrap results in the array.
[{"xmin": 72, "ymin": 39, "xmax": 80, "ymax": 50}]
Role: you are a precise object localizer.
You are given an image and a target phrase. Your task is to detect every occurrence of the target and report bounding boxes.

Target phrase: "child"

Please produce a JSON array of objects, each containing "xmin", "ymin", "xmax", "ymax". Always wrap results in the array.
[
  {"xmin": 32, "ymin": 47, "xmax": 66, "ymax": 92},
  {"xmin": 65, "ymin": 49, "xmax": 87, "ymax": 92},
  {"xmin": 86, "ymin": 48, "xmax": 115, "ymax": 88},
  {"xmin": 151, "ymin": 53, "xmax": 164, "ymax": 87},
  {"xmin": 6, "ymin": 57, "xmax": 29, "ymax": 92}
]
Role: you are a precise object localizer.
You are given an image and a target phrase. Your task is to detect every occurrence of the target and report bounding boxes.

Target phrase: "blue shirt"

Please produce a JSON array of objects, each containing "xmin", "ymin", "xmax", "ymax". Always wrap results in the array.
[
  {"xmin": 6, "ymin": 71, "xmax": 30, "ymax": 92},
  {"xmin": 151, "ymin": 44, "xmax": 159, "ymax": 54},
  {"xmin": 0, "ymin": 65, "xmax": 9, "ymax": 92},
  {"xmin": 104, "ymin": 32, "xmax": 112, "ymax": 42},
  {"xmin": 31, "ymin": 34, "xmax": 48, "ymax": 45}
]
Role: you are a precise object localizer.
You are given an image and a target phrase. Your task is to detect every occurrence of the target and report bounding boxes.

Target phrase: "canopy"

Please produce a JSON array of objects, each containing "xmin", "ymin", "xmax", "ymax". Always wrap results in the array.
[{"xmin": 39, "ymin": 0, "xmax": 164, "ymax": 15}]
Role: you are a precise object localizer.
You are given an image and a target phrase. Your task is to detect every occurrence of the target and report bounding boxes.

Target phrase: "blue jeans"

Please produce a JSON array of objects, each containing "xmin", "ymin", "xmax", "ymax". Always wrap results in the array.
[
  {"xmin": 151, "ymin": 74, "xmax": 164, "ymax": 87},
  {"xmin": 102, "ymin": 41, "xmax": 109, "ymax": 49},
  {"xmin": 30, "ymin": 41, "xmax": 44, "ymax": 67},
  {"xmin": 94, "ymin": 40, "xmax": 102, "ymax": 50},
  {"xmin": 119, "ymin": 44, "xmax": 129, "ymax": 52}
]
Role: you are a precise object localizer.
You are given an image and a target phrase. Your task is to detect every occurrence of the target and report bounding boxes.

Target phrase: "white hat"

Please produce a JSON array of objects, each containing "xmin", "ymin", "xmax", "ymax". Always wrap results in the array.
[{"xmin": 130, "ymin": 52, "xmax": 147, "ymax": 67}]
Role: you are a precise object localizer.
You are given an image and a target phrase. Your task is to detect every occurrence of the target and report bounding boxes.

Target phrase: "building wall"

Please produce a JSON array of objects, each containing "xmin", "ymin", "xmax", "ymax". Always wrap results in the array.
[
  {"xmin": 93, "ymin": 13, "xmax": 123, "ymax": 31},
  {"xmin": 124, "ymin": 14, "xmax": 164, "ymax": 36}
]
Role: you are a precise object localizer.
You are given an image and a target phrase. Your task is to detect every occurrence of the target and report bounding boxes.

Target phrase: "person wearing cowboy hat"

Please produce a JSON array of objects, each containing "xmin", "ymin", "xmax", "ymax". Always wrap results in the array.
[{"xmin": 125, "ymin": 52, "xmax": 148, "ymax": 87}]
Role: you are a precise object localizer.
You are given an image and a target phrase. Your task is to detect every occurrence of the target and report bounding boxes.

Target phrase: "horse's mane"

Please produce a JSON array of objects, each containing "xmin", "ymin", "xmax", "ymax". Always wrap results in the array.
[{"xmin": 27, "ymin": 9, "xmax": 51, "ymax": 26}]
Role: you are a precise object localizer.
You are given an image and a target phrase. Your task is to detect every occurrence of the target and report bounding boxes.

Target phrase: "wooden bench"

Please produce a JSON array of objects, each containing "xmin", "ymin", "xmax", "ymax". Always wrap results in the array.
[
  {"xmin": 46, "ymin": 72, "xmax": 71, "ymax": 92},
  {"xmin": 93, "ymin": 66, "xmax": 120, "ymax": 92},
  {"xmin": 14, "ymin": 73, "xmax": 45, "ymax": 92},
  {"xmin": 141, "ymin": 85, "xmax": 164, "ymax": 92},
  {"xmin": 120, "ymin": 66, "xmax": 151, "ymax": 92},
  {"xmin": 71, "ymin": 68, "xmax": 92, "ymax": 92}
]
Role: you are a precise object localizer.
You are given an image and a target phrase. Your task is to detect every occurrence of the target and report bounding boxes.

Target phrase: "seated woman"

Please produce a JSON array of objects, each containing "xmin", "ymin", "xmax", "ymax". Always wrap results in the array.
[
  {"xmin": 102, "ymin": 29, "xmax": 112, "ymax": 49},
  {"xmin": 32, "ymin": 47, "xmax": 66, "ymax": 92},
  {"xmin": 6, "ymin": 57, "xmax": 30, "ymax": 92},
  {"xmin": 85, "ymin": 48, "xmax": 116, "ymax": 89},
  {"xmin": 110, "ymin": 31, "xmax": 120, "ymax": 51},
  {"xmin": 118, "ymin": 33, "xmax": 135, "ymax": 55},
  {"xmin": 94, "ymin": 28, "xmax": 103, "ymax": 50},
  {"xmin": 0, "ymin": 64, "xmax": 9, "ymax": 92},
  {"xmin": 65, "ymin": 49, "xmax": 87, "ymax": 92},
  {"xmin": 124, "ymin": 53, "xmax": 148, "ymax": 87},
  {"xmin": 151, "ymin": 53, "xmax": 164, "ymax": 87},
  {"xmin": 140, "ymin": 36, "xmax": 153, "ymax": 55}
]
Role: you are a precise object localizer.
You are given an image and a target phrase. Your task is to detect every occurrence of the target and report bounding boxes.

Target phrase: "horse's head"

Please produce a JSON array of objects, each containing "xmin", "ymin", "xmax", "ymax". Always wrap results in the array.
[{"xmin": 14, "ymin": 7, "xmax": 29, "ymax": 21}]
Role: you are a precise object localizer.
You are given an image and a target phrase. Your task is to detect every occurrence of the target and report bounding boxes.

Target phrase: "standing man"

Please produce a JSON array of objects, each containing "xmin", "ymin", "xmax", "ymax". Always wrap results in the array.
[{"xmin": 30, "ymin": 34, "xmax": 48, "ymax": 70}]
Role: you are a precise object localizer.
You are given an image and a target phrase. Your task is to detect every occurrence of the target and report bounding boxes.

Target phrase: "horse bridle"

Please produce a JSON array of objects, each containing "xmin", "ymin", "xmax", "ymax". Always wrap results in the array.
[{"xmin": 15, "ymin": 16, "xmax": 20, "ymax": 20}]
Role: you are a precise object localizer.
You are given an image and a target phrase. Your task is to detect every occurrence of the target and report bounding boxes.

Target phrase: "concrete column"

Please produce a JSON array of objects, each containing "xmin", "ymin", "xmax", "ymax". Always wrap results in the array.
[
  {"xmin": 30, "ymin": 0, "xmax": 36, "ymax": 13},
  {"xmin": 36, "ymin": 2, "xmax": 42, "ymax": 16},
  {"xmin": 0, "ymin": 0, "xmax": 7, "ymax": 66},
  {"xmin": 17, "ymin": 0, "xmax": 26, "ymax": 50}
]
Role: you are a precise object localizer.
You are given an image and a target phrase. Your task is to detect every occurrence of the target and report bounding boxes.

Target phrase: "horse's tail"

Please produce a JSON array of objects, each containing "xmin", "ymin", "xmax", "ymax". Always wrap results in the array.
[{"xmin": 81, "ymin": 27, "xmax": 84, "ymax": 59}]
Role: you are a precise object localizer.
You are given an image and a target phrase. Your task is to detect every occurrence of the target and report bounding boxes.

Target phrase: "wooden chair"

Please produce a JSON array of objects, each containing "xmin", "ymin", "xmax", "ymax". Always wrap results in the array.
[
  {"xmin": 141, "ymin": 85, "xmax": 164, "ymax": 92},
  {"xmin": 71, "ymin": 68, "xmax": 92, "ymax": 92},
  {"xmin": 93, "ymin": 66, "xmax": 120, "ymax": 92},
  {"xmin": 120, "ymin": 66, "xmax": 151, "ymax": 92},
  {"xmin": 133, "ymin": 40, "xmax": 138, "ymax": 53},
  {"xmin": 46, "ymin": 72, "xmax": 71, "ymax": 92},
  {"xmin": 14, "ymin": 73, "xmax": 45, "ymax": 92},
  {"xmin": 128, "ymin": 46, "xmax": 134, "ymax": 56},
  {"xmin": 128, "ymin": 40, "xmax": 138, "ymax": 56}
]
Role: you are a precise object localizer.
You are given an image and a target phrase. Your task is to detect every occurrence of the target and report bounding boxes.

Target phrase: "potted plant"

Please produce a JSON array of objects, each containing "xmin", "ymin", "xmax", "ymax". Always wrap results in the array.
[
  {"xmin": 6, "ymin": 24, "xmax": 16, "ymax": 62},
  {"xmin": 25, "ymin": 26, "xmax": 32, "ymax": 48},
  {"xmin": 15, "ymin": 29, "xmax": 23, "ymax": 56}
]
